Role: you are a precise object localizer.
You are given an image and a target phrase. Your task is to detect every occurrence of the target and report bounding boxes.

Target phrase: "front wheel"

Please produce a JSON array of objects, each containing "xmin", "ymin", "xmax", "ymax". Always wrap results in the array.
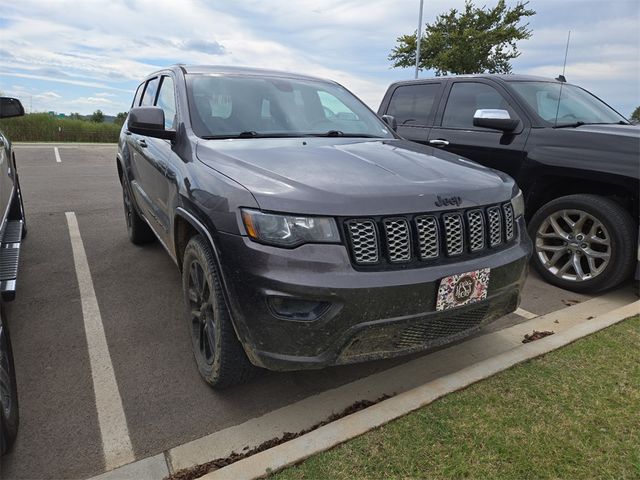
[
  {"xmin": 528, "ymin": 194, "xmax": 636, "ymax": 293},
  {"xmin": 182, "ymin": 235, "xmax": 257, "ymax": 388},
  {"xmin": 0, "ymin": 311, "xmax": 19, "ymax": 454}
]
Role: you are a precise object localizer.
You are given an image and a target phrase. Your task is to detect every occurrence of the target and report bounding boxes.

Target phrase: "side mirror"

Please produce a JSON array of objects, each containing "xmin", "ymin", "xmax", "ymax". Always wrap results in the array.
[
  {"xmin": 473, "ymin": 109, "xmax": 519, "ymax": 132},
  {"xmin": 128, "ymin": 106, "xmax": 176, "ymax": 140},
  {"xmin": 381, "ymin": 114, "xmax": 397, "ymax": 131},
  {"xmin": 0, "ymin": 97, "xmax": 25, "ymax": 119}
]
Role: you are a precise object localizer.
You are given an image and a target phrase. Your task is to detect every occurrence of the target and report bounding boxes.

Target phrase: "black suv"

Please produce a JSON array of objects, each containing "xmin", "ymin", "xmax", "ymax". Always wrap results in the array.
[
  {"xmin": 0, "ymin": 97, "xmax": 28, "ymax": 454},
  {"xmin": 379, "ymin": 75, "xmax": 639, "ymax": 293},
  {"xmin": 118, "ymin": 66, "xmax": 530, "ymax": 388}
]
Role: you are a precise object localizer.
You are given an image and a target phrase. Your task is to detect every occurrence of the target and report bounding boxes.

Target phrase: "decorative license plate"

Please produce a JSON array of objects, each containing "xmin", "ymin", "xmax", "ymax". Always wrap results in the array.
[{"xmin": 436, "ymin": 268, "xmax": 490, "ymax": 311}]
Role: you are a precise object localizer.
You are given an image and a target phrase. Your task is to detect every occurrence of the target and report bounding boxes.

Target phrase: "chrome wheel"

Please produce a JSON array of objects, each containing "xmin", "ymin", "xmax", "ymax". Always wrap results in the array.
[
  {"xmin": 535, "ymin": 209, "xmax": 611, "ymax": 282},
  {"xmin": 187, "ymin": 260, "xmax": 216, "ymax": 366}
]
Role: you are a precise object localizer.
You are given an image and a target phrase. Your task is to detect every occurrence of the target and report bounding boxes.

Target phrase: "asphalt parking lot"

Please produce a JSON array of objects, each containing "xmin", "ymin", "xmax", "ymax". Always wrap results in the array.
[{"xmin": 3, "ymin": 144, "xmax": 601, "ymax": 479}]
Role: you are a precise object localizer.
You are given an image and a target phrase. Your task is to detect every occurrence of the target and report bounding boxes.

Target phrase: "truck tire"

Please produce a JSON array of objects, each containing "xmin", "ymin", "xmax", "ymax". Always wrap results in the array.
[
  {"xmin": 0, "ymin": 310, "xmax": 19, "ymax": 455},
  {"xmin": 528, "ymin": 194, "xmax": 636, "ymax": 293},
  {"xmin": 122, "ymin": 183, "xmax": 155, "ymax": 245},
  {"xmin": 182, "ymin": 235, "xmax": 257, "ymax": 388}
]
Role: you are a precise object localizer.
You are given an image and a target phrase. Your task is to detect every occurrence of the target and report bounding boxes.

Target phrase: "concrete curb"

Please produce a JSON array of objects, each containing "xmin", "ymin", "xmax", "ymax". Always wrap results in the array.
[{"xmin": 199, "ymin": 300, "xmax": 639, "ymax": 480}]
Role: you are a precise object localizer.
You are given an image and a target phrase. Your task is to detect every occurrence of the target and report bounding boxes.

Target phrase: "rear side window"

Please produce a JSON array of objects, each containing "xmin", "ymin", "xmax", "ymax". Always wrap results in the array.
[
  {"xmin": 141, "ymin": 77, "xmax": 160, "ymax": 106},
  {"xmin": 387, "ymin": 84, "xmax": 439, "ymax": 126},
  {"xmin": 156, "ymin": 76, "xmax": 177, "ymax": 129},
  {"xmin": 442, "ymin": 82, "xmax": 517, "ymax": 129}
]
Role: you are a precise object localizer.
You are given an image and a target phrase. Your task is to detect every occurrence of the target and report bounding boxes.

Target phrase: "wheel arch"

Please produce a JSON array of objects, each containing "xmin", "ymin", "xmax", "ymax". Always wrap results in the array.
[{"xmin": 526, "ymin": 174, "xmax": 639, "ymax": 221}]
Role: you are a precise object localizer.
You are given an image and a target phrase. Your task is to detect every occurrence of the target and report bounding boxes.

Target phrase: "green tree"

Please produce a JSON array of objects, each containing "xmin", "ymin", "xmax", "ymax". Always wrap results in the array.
[
  {"xmin": 389, "ymin": 0, "xmax": 535, "ymax": 76},
  {"xmin": 68, "ymin": 112, "xmax": 83, "ymax": 120},
  {"xmin": 630, "ymin": 106, "xmax": 640, "ymax": 123},
  {"xmin": 90, "ymin": 109, "xmax": 104, "ymax": 123},
  {"xmin": 114, "ymin": 111, "xmax": 128, "ymax": 126}
]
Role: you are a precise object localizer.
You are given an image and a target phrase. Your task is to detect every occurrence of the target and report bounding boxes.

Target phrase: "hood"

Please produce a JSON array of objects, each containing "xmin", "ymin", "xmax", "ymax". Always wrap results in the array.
[{"xmin": 196, "ymin": 138, "xmax": 515, "ymax": 216}]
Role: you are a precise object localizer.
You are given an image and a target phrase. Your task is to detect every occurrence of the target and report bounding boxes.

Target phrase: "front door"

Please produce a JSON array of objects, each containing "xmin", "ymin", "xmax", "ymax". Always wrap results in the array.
[{"xmin": 428, "ymin": 80, "xmax": 529, "ymax": 181}]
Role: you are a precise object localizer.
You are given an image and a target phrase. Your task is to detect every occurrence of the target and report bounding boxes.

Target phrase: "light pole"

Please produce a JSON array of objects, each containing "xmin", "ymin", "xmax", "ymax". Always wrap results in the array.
[{"xmin": 414, "ymin": 0, "xmax": 424, "ymax": 79}]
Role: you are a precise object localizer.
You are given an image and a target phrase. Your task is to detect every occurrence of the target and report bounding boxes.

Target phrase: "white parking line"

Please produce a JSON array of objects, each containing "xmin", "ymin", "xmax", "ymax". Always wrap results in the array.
[
  {"xmin": 65, "ymin": 212, "xmax": 135, "ymax": 470},
  {"xmin": 515, "ymin": 307, "xmax": 537, "ymax": 319},
  {"xmin": 54, "ymin": 147, "xmax": 61, "ymax": 163}
]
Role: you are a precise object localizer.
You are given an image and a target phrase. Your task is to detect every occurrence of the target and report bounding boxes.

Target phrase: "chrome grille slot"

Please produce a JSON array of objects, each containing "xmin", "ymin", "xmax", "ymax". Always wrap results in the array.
[
  {"xmin": 503, "ymin": 203, "xmax": 514, "ymax": 241},
  {"xmin": 466, "ymin": 209, "xmax": 485, "ymax": 251},
  {"xmin": 443, "ymin": 213, "xmax": 464, "ymax": 256},
  {"xmin": 415, "ymin": 215, "xmax": 439, "ymax": 260},
  {"xmin": 346, "ymin": 220, "xmax": 379, "ymax": 264},
  {"xmin": 487, "ymin": 207, "xmax": 502, "ymax": 247},
  {"xmin": 383, "ymin": 218, "xmax": 411, "ymax": 263}
]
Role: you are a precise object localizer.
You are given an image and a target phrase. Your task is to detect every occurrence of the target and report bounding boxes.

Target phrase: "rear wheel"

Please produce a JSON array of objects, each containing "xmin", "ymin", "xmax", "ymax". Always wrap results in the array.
[
  {"xmin": 182, "ymin": 235, "xmax": 257, "ymax": 388},
  {"xmin": 528, "ymin": 194, "xmax": 636, "ymax": 293},
  {"xmin": 0, "ymin": 311, "xmax": 19, "ymax": 454},
  {"xmin": 122, "ymin": 183, "xmax": 155, "ymax": 245}
]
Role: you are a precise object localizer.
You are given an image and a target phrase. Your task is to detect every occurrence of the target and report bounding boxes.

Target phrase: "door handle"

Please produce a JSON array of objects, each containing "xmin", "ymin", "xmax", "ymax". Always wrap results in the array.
[
  {"xmin": 124, "ymin": 130, "xmax": 132, "ymax": 136},
  {"xmin": 429, "ymin": 139, "xmax": 450, "ymax": 147},
  {"xmin": 137, "ymin": 139, "xmax": 147, "ymax": 148}
]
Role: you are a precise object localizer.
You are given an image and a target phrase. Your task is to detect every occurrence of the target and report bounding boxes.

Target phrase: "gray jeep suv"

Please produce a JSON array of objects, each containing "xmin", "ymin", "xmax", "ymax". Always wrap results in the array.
[{"xmin": 117, "ymin": 65, "xmax": 531, "ymax": 388}]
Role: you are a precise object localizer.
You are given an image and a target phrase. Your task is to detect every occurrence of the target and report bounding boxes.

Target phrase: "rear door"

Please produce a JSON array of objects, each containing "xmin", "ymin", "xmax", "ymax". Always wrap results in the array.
[
  {"xmin": 427, "ymin": 79, "xmax": 529, "ymax": 180},
  {"xmin": 381, "ymin": 82, "xmax": 443, "ymax": 144}
]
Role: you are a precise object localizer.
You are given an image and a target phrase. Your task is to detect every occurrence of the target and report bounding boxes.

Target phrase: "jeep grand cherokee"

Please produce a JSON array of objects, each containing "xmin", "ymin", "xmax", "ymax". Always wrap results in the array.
[{"xmin": 117, "ymin": 65, "xmax": 531, "ymax": 388}]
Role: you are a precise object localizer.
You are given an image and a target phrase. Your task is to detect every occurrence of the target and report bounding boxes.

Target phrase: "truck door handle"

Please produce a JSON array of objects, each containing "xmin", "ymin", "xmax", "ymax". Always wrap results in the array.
[
  {"xmin": 429, "ymin": 139, "xmax": 450, "ymax": 147},
  {"xmin": 137, "ymin": 139, "xmax": 147, "ymax": 148}
]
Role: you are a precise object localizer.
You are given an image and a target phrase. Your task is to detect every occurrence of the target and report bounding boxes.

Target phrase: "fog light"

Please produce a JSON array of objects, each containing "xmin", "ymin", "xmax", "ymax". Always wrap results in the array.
[{"xmin": 268, "ymin": 297, "xmax": 330, "ymax": 321}]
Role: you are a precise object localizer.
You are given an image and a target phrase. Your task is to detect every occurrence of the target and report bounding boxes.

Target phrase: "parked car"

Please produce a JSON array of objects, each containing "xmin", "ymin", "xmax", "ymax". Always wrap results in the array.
[
  {"xmin": 0, "ymin": 97, "xmax": 27, "ymax": 454},
  {"xmin": 117, "ymin": 65, "xmax": 531, "ymax": 388},
  {"xmin": 378, "ymin": 75, "xmax": 639, "ymax": 293}
]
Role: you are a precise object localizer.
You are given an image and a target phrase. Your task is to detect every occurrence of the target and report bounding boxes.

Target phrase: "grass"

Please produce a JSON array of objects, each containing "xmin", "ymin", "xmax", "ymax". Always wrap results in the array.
[
  {"xmin": 273, "ymin": 316, "xmax": 640, "ymax": 480},
  {"xmin": 0, "ymin": 113, "xmax": 120, "ymax": 142}
]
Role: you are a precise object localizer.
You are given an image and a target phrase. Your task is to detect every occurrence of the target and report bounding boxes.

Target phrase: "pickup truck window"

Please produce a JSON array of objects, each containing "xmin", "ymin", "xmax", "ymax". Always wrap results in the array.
[
  {"xmin": 186, "ymin": 74, "xmax": 394, "ymax": 139},
  {"xmin": 156, "ymin": 76, "xmax": 177, "ymax": 130},
  {"xmin": 387, "ymin": 84, "xmax": 439, "ymax": 126},
  {"xmin": 509, "ymin": 81, "xmax": 627, "ymax": 126},
  {"xmin": 442, "ymin": 82, "xmax": 517, "ymax": 129},
  {"xmin": 141, "ymin": 77, "xmax": 160, "ymax": 107}
]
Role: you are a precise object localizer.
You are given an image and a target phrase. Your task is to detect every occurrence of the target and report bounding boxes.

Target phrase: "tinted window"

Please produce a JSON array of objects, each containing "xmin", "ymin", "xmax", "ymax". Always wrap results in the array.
[
  {"xmin": 131, "ymin": 83, "xmax": 144, "ymax": 108},
  {"xmin": 156, "ymin": 76, "xmax": 177, "ymax": 129},
  {"xmin": 442, "ymin": 82, "xmax": 517, "ymax": 129},
  {"xmin": 387, "ymin": 84, "xmax": 439, "ymax": 126},
  {"xmin": 509, "ymin": 82, "xmax": 626, "ymax": 126},
  {"xmin": 141, "ymin": 77, "xmax": 160, "ymax": 107},
  {"xmin": 186, "ymin": 75, "xmax": 393, "ymax": 139}
]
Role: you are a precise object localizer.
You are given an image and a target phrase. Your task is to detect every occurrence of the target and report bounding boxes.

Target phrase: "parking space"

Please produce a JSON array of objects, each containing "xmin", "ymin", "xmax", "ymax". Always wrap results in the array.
[{"xmin": 3, "ymin": 144, "xmax": 599, "ymax": 479}]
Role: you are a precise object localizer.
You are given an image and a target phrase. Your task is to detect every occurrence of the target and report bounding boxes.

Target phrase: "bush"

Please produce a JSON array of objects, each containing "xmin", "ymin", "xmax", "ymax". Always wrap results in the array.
[{"xmin": 0, "ymin": 113, "xmax": 120, "ymax": 142}]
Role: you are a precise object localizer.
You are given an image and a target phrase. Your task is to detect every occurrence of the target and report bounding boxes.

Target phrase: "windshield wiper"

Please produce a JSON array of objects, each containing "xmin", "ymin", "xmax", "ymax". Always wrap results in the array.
[
  {"xmin": 553, "ymin": 121, "xmax": 586, "ymax": 129},
  {"xmin": 307, "ymin": 131, "xmax": 380, "ymax": 138},
  {"xmin": 201, "ymin": 132, "xmax": 302, "ymax": 140}
]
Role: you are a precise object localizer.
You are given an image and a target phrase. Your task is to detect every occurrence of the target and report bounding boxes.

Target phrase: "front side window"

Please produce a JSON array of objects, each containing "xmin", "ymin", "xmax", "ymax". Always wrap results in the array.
[
  {"xmin": 442, "ymin": 82, "xmax": 517, "ymax": 129},
  {"xmin": 387, "ymin": 83, "xmax": 439, "ymax": 126},
  {"xmin": 156, "ymin": 76, "xmax": 177, "ymax": 129},
  {"xmin": 185, "ymin": 74, "xmax": 394, "ymax": 139},
  {"xmin": 509, "ymin": 81, "xmax": 627, "ymax": 126},
  {"xmin": 141, "ymin": 77, "xmax": 159, "ymax": 107}
]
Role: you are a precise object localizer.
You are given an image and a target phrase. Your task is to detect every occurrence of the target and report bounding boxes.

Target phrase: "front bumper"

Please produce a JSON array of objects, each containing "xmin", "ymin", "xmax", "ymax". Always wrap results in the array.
[{"xmin": 217, "ymin": 217, "xmax": 532, "ymax": 371}]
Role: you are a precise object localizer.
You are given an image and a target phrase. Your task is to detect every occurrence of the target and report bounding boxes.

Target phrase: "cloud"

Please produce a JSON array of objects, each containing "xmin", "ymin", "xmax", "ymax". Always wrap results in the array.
[
  {"xmin": 34, "ymin": 91, "xmax": 61, "ymax": 99},
  {"xmin": 0, "ymin": 0, "xmax": 637, "ymax": 116}
]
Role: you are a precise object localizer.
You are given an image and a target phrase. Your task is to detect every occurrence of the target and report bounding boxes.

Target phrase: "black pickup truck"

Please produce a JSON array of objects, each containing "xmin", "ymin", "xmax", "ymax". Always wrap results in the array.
[
  {"xmin": 378, "ymin": 75, "xmax": 639, "ymax": 293},
  {"xmin": 0, "ymin": 97, "xmax": 27, "ymax": 455}
]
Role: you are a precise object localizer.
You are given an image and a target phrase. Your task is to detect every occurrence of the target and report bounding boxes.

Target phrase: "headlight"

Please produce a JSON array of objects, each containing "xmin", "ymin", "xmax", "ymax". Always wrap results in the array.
[
  {"xmin": 511, "ymin": 189, "xmax": 525, "ymax": 218},
  {"xmin": 241, "ymin": 209, "xmax": 340, "ymax": 247}
]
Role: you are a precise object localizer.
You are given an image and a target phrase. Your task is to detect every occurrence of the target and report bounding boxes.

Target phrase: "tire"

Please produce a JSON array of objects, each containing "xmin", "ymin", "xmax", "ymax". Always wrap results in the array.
[
  {"xmin": 122, "ymin": 182, "xmax": 155, "ymax": 245},
  {"xmin": 0, "ymin": 311, "xmax": 19, "ymax": 455},
  {"xmin": 528, "ymin": 194, "xmax": 636, "ymax": 293},
  {"xmin": 182, "ymin": 235, "xmax": 257, "ymax": 388}
]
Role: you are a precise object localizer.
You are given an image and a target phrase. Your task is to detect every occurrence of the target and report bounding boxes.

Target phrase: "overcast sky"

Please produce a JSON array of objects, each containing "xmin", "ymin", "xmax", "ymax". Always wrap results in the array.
[{"xmin": 0, "ymin": 0, "xmax": 638, "ymax": 117}]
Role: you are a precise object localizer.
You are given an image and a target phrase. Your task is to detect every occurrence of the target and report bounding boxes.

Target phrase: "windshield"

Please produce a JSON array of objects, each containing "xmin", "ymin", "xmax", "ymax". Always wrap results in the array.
[
  {"xmin": 186, "ymin": 74, "xmax": 393, "ymax": 139},
  {"xmin": 509, "ymin": 81, "xmax": 627, "ymax": 127}
]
